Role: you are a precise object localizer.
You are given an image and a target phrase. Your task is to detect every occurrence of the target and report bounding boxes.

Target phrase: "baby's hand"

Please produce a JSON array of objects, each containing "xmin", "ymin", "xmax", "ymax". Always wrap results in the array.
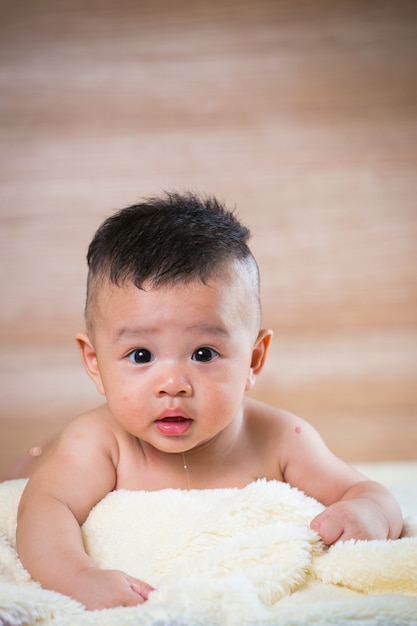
[
  {"xmin": 68, "ymin": 567, "xmax": 156, "ymax": 610},
  {"xmin": 310, "ymin": 498, "xmax": 390, "ymax": 545}
]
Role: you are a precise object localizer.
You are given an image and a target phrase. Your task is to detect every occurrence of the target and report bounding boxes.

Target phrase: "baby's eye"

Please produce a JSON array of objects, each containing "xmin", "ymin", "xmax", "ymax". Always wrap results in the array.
[
  {"xmin": 192, "ymin": 347, "xmax": 218, "ymax": 363},
  {"xmin": 128, "ymin": 349, "xmax": 154, "ymax": 364}
]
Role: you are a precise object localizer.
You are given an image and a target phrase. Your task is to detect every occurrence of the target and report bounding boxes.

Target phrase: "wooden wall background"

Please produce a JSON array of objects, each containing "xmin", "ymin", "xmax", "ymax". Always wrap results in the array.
[{"xmin": 1, "ymin": 0, "xmax": 416, "ymax": 476}]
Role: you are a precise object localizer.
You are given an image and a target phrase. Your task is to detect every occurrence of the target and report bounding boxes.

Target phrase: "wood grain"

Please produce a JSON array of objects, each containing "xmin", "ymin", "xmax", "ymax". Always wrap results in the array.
[{"xmin": 1, "ymin": 0, "xmax": 416, "ymax": 475}]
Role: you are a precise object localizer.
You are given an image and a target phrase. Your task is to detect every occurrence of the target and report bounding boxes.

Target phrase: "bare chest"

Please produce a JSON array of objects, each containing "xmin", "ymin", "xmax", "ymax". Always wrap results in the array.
[{"xmin": 113, "ymin": 436, "xmax": 282, "ymax": 492}]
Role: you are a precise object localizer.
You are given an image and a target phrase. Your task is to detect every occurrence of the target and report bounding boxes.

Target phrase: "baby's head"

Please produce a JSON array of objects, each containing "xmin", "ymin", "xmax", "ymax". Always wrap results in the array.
[
  {"xmin": 78, "ymin": 192, "xmax": 271, "ymax": 453},
  {"xmin": 85, "ymin": 191, "xmax": 261, "ymax": 335}
]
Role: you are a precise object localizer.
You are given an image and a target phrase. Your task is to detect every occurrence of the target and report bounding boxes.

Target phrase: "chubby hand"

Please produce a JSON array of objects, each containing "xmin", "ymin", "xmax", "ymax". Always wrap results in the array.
[
  {"xmin": 310, "ymin": 498, "xmax": 390, "ymax": 545},
  {"xmin": 67, "ymin": 567, "xmax": 156, "ymax": 610}
]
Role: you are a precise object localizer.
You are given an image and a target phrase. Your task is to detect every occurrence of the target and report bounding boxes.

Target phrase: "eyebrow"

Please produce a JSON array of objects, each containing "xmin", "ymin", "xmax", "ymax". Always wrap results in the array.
[
  {"xmin": 188, "ymin": 323, "xmax": 230, "ymax": 337},
  {"xmin": 114, "ymin": 323, "xmax": 230, "ymax": 342},
  {"xmin": 114, "ymin": 326, "xmax": 155, "ymax": 342}
]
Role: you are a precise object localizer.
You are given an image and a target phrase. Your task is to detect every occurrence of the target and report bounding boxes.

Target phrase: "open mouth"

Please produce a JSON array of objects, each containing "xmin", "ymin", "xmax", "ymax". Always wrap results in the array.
[{"xmin": 155, "ymin": 416, "xmax": 193, "ymax": 436}]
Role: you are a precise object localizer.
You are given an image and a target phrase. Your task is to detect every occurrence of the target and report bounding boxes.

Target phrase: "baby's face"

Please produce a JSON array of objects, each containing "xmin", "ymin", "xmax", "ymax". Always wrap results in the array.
[{"xmin": 86, "ymin": 265, "xmax": 262, "ymax": 454}]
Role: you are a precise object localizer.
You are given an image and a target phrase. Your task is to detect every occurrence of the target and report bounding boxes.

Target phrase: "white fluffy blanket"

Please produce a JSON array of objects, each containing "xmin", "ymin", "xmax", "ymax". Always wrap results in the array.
[{"xmin": 1, "ymin": 472, "xmax": 417, "ymax": 626}]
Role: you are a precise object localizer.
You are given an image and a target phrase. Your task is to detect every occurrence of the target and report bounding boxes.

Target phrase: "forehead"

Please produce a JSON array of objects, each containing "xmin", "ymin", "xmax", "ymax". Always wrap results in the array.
[{"xmin": 88, "ymin": 261, "xmax": 260, "ymax": 336}]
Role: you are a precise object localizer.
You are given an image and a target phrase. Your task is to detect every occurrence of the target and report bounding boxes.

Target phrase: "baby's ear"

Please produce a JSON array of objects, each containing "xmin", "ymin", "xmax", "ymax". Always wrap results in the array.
[
  {"xmin": 245, "ymin": 329, "xmax": 273, "ymax": 391},
  {"xmin": 75, "ymin": 332, "xmax": 105, "ymax": 395}
]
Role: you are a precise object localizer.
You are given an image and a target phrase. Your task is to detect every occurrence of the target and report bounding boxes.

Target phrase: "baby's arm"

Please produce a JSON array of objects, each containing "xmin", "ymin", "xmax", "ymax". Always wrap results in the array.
[
  {"xmin": 280, "ymin": 416, "xmax": 403, "ymax": 544},
  {"xmin": 16, "ymin": 415, "xmax": 154, "ymax": 610},
  {"xmin": 309, "ymin": 479, "xmax": 403, "ymax": 544}
]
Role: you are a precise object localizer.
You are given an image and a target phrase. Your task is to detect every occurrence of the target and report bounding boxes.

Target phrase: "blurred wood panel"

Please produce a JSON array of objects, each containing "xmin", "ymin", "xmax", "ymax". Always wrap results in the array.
[{"xmin": 1, "ymin": 0, "xmax": 417, "ymax": 476}]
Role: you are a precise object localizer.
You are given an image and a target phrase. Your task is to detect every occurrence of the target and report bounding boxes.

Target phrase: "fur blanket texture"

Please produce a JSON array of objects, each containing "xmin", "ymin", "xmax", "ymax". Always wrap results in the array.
[{"xmin": 1, "ymin": 463, "xmax": 417, "ymax": 626}]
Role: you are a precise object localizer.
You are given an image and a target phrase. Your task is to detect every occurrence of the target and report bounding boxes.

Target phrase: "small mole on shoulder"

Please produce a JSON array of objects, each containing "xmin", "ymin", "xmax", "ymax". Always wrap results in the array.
[{"xmin": 294, "ymin": 426, "xmax": 302, "ymax": 434}]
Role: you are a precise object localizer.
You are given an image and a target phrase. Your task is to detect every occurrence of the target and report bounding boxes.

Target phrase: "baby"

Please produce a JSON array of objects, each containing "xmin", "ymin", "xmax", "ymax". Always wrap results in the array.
[{"xmin": 16, "ymin": 191, "xmax": 403, "ymax": 610}]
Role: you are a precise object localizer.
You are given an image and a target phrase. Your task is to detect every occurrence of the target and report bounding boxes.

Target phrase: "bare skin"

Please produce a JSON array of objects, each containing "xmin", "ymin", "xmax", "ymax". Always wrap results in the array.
[{"xmin": 15, "ymin": 270, "xmax": 403, "ymax": 610}]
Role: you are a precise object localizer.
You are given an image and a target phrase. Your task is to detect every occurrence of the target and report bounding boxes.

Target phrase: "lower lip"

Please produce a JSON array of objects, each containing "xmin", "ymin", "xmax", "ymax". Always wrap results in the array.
[{"xmin": 155, "ymin": 417, "xmax": 193, "ymax": 436}]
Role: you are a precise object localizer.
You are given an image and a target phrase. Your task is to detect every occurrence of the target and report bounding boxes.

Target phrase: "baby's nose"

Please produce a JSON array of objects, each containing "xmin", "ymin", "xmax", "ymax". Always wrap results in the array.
[{"xmin": 154, "ymin": 370, "xmax": 192, "ymax": 397}]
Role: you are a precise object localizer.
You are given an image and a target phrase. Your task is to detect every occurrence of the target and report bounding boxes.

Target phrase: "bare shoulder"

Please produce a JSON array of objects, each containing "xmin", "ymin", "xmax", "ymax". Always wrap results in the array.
[
  {"xmin": 18, "ymin": 405, "xmax": 123, "ymax": 521},
  {"xmin": 243, "ymin": 396, "xmax": 322, "ymax": 461},
  {"xmin": 61, "ymin": 404, "xmax": 119, "ymax": 443},
  {"xmin": 242, "ymin": 397, "xmax": 308, "ymax": 477},
  {"xmin": 51, "ymin": 405, "xmax": 127, "ymax": 475},
  {"xmin": 242, "ymin": 397, "xmax": 364, "ymax": 503},
  {"xmin": 243, "ymin": 396, "xmax": 304, "ymax": 434},
  {"xmin": 32, "ymin": 405, "xmax": 120, "ymax": 466}
]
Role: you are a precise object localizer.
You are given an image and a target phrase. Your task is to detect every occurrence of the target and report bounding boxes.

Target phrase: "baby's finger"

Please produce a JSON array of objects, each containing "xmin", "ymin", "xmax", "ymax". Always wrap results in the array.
[
  {"xmin": 310, "ymin": 511, "xmax": 344, "ymax": 545},
  {"xmin": 126, "ymin": 576, "xmax": 156, "ymax": 602}
]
